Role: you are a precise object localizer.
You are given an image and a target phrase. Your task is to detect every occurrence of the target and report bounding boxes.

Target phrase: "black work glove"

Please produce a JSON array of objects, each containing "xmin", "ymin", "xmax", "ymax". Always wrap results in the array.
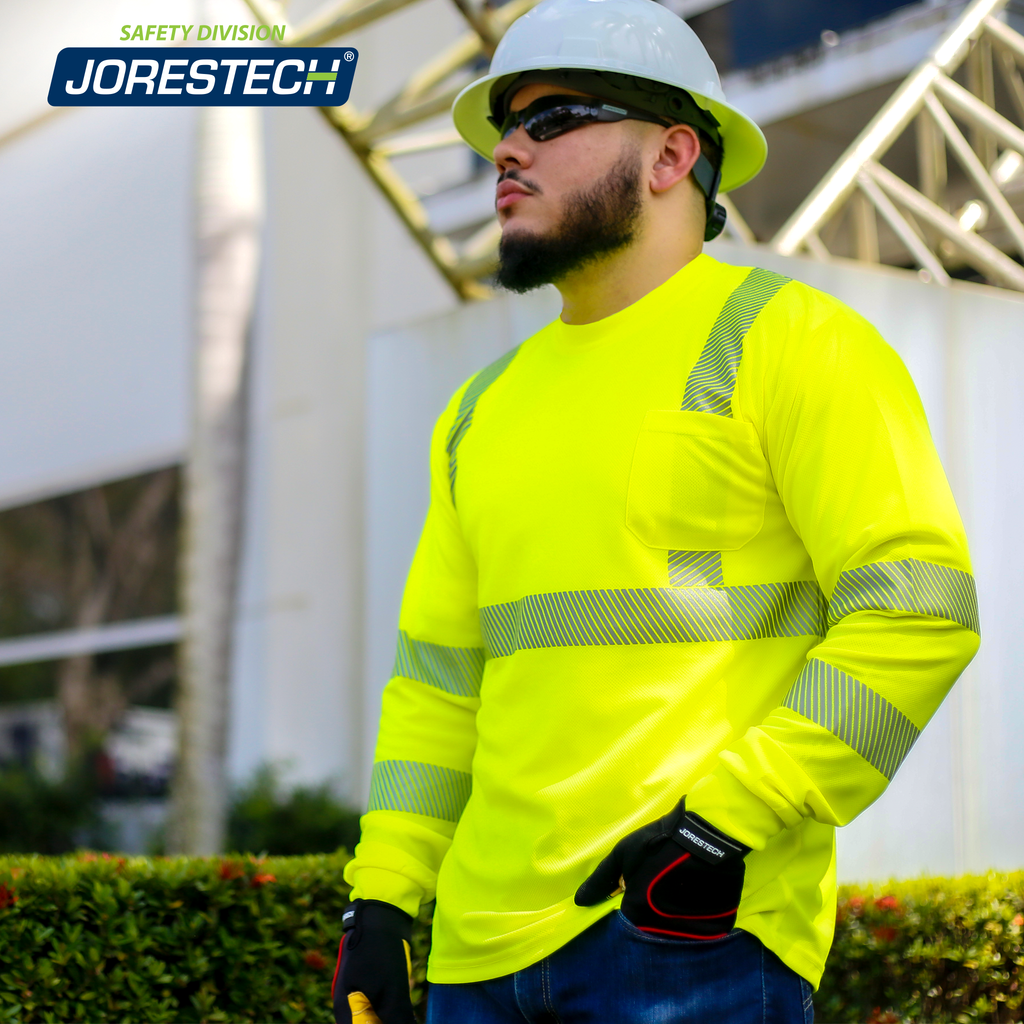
[
  {"xmin": 574, "ymin": 799, "xmax": 750, "ymax": 939},
  {"xmin": 332, "ymin": 899, "xmax": 416, "ymax": 1024}
]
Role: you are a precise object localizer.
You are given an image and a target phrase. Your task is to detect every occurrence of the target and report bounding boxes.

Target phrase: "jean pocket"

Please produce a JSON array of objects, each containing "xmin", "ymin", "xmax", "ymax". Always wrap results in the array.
[{"xmin": 614, "ymin": 910, "xmax": 744, "ymax": 948}]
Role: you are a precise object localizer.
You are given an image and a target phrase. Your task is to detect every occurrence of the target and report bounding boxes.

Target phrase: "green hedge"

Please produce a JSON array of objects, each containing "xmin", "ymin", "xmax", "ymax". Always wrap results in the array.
[
  {"xmin": 0, "ymin": 855, "xmax": 1020, "ymax": 1022},
  {"xmin": 819, "ymin": 872, "xmax": 1024, "ymax": 1023},
  {"xmin": 0, "ymin": 852, "xmax": 362, "ymax": 1023}
]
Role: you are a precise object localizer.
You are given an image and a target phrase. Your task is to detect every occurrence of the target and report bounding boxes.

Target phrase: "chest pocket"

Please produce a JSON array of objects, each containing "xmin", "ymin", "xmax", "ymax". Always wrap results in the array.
[{"xmin": 625, "ymin": 409, "xmax": 767, "ymax": 552}]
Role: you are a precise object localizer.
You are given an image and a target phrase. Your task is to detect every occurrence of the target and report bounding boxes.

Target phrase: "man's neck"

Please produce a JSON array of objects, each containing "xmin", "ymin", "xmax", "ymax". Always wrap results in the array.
[{"xmin": 557, "ymin": 231, "xmax": 704, "ymax": 325}]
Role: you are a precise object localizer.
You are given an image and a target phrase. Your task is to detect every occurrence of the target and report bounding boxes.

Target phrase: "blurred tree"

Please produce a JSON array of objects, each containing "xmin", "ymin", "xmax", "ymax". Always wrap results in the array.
[
  {"xmin": 0, "ymin": 469, "xmax": 180, "ymax": 759},
  {"xmin": 227, "ymin": 765, "xmax": 361, "ymax": 857},
  {"xmin": 0, "ymin": 762, "xmax": 104, "ymax": 853}
]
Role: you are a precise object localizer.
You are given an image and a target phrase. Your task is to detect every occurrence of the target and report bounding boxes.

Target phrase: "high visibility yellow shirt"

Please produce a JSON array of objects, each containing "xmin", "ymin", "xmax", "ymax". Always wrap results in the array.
[{"xmin": 344, "ymin": 253, "xmax": 980, "ymax": 987}]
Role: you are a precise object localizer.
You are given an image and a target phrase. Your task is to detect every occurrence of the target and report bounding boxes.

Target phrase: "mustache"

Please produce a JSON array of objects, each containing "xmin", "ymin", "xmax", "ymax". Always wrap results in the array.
[{"xmin": 497, "ymin": 168, "xmax": 543, "ymax": 195}]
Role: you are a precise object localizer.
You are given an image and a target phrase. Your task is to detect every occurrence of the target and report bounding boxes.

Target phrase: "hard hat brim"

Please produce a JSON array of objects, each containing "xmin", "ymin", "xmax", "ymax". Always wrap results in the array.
[{"xmin": 452, "ymin": 63, "xmax": 767, "ymax": 195}]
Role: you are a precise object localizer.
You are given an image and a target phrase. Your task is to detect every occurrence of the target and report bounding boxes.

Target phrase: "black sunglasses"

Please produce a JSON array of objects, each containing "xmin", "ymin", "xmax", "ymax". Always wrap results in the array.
[{"xmin": 489, "ymin": 94, "xmax": 673, "ymax": 143}]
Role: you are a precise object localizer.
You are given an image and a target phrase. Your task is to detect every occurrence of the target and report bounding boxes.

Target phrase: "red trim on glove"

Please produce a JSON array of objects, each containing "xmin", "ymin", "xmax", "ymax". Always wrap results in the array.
[
  {"xmin": 331, "ymin": 933, "xmax": 345, "ymax": 1000},
  {"xmin": 645, "ymin": 851, "xmax": 739, "ymax": 920},
  {"xmin": 638, "ymin": 924, "xmax": 733, "ymax": 940}
]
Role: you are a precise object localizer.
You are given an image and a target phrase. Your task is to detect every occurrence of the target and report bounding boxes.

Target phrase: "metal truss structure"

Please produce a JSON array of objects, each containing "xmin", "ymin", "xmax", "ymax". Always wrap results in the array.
[
  {"xmin": 772, "ymin": 0, "xmax": 1024, "ymax": 292},
  {"xmin": 238, "ymin": 0, "xmax": 534, "ymax": 299},
  {"xmin": 241, "ymin": 0, "xmax": 755, "ymax": 299}
]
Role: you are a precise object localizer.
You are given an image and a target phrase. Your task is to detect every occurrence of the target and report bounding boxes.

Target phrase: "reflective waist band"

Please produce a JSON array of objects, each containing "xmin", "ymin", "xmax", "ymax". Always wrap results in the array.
[{"xmin": 479, "ymin": 581, "xmax": 827, "ymax": 658}]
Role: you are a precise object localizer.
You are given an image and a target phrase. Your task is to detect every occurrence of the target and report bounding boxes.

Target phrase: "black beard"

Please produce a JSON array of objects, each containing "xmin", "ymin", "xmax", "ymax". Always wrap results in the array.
[{"xmin": 495, "ymin": 147, "xmax": 643, "ymax": 294}]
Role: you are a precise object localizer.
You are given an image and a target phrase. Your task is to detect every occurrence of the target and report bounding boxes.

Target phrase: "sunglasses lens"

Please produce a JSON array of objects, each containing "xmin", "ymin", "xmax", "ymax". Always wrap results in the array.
[
  {"xmin": 526, "ymin": 104, "xmax": 600, "ymax": 141},
  {"xmin": 500, "ymin": 102, "xmax": 603, "ymax": 142}
]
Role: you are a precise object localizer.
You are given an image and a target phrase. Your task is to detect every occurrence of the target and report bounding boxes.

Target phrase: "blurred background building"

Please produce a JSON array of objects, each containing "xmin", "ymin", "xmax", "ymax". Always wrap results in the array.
[{"xmin": 1, "ymin": 0, "xmax": 1022, "ymax": 874}]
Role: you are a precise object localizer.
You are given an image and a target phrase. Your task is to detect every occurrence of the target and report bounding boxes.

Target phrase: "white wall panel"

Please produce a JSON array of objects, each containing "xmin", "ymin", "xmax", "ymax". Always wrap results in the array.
[
  {"xmin": 0, "ymin": 106, "xmax": 195, "ymax": 508},
  {"xmin": 228, "ymin": 105, "xmax": 371, "ymax": 801}
]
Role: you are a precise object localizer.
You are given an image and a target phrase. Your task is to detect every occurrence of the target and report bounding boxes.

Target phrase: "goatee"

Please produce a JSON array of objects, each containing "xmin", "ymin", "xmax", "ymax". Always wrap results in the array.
[{"xmin": 496, "ymin": 147, "xmax": 644, "ymax": 293}]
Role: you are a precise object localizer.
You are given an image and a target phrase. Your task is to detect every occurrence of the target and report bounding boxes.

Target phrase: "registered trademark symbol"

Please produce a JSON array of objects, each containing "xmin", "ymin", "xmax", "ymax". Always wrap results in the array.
[{"xmin": 344, "ymin": 50, "xmax": 355, "ymax": 61}]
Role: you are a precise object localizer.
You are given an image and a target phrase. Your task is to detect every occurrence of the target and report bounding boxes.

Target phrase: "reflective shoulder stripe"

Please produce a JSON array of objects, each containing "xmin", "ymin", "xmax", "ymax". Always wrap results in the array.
[
  {"xmin": 393, "ymin": 630, "xmax": 485, "ymax": 698},
  {"xmin": 830, "ymin": 558, "xmax": 980, "ymax": 634},
  {"xmin": 445, "ymin": 344, "xmax": 521, "ymax": 506},
  {"xmin": 368, "ymin": 759, "xmax": 472, "ymax": 822},
  {"xmin": 668, "ymin": 270, "xmax": 788, "ymax": 588},
  {"xmin": 479, "ymin": 582, "xmax": 826, "ymax": 658},
  {"xmin": 783, "ymin": 659, "xmax": 920, "ymax": 780},
  {"xmin": 680, "ymin": 266, "xmax": 790, "ymax": 417}
]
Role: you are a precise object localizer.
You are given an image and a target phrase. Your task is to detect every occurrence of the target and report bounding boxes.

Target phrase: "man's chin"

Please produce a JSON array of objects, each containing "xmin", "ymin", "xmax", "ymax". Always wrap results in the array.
[{"xmin": 496, "ymin": 229, "xmax": 561, "ymax": 293}]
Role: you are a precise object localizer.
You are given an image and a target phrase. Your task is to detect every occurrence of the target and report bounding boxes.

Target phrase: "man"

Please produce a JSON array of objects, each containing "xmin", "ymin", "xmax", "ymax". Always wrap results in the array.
[{"xmin": 333, "ymin": 0, "xmax": 980, "ymax": 1020}]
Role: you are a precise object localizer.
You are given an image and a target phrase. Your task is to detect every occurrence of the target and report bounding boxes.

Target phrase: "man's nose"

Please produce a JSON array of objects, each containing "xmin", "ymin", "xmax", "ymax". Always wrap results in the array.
[{"xmin": 494, "ymin": 126, "xmax": 534, "ymax": 173}]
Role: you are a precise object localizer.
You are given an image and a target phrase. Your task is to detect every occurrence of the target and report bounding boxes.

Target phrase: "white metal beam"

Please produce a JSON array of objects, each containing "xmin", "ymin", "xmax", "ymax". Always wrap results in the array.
[
  {"xmin": 868, "ymin": 159, "xmax": 1024, "ymax": 288},
  {"xmin": 923, "ymin": 90, "xmax": 1024, "ymax": 256},
  {"xmin": 857, "ymin": 169, "xmax": 952, "ymax": 283},
  {"xmin": 772, "ymin": 0, "xmax": 1024, "ymax": 291},
  {"xmin": 772, "ymin": 58, "xmax": 941, "ymax": 256},
  {"xmin": 933, "ymin": 69, "xmax": 1024, "ymax": 153}
]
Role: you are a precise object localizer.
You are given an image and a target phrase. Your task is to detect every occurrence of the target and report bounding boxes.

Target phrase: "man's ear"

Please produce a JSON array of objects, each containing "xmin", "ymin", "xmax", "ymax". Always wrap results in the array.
[{"xmin": 649, "ymin": 123, "xmax": 702, "ymax": 194}]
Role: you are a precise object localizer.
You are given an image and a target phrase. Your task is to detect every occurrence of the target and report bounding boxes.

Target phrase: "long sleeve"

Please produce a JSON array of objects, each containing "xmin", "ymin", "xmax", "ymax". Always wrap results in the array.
[
  {"xmin": 344, "ymin": 381, "xmax": 484, "ymax": 917},
  {"xmin": 686, "ymin": 285, "xmax": 981, "ymax": 848}
]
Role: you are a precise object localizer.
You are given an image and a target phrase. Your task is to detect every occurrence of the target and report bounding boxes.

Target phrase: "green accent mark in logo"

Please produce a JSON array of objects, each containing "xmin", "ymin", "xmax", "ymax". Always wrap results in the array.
[{"xmin": 306, "ymin": 72, "xmax": 337, "ymax": 81}]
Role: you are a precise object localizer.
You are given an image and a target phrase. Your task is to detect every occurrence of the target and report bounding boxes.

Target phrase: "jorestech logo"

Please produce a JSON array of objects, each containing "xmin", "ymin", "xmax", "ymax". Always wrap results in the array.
[{"xmin": 49, "ymin": 48, "xmax": 357, "ymax": 106}]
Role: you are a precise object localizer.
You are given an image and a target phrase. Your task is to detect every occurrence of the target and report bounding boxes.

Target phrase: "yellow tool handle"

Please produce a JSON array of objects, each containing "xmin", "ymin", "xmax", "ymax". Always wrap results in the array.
[{"xmin": 347, "ymin": 992, "xmax": 383, "ymax": 1023}]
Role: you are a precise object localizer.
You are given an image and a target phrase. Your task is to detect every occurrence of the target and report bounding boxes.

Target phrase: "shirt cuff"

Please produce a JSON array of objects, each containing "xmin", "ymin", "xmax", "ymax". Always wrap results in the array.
[
  {"xmin": 685, "ymin": 764, "xmax": 788, "ymax": 852},
  {"xmin": 343, "ymin": 864, "xmax": 424, "ymax": 920}
]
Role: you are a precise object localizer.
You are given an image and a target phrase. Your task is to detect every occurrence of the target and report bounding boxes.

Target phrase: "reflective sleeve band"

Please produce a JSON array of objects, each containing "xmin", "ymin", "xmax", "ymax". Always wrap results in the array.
[
  {"xmin": 680, "ymin": 267, "xmax": 790, "ymax": 417},
  {"xmin": 368, "ymin": 759, "xmax": 473, "ymax": 822},
  {"xmin": 393, "ymin": 630, "xmax": 485, "ymax": 697},
  {"xmin": 446, "ymin": 345, "xmax": 521, "ymax": 506},
  {"xmin": 782, "ymin": 659, "xmax": 920, "ymax": 780},
  {"xmin": 829, "ymin": 558, "xmax": 980, "ymax": 634}
]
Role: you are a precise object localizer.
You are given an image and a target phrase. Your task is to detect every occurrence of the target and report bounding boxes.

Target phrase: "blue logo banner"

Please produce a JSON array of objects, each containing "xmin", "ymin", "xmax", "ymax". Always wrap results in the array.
[{"xmin": 49, "ymin": 48, "xmax": 358, "ymax": 106}]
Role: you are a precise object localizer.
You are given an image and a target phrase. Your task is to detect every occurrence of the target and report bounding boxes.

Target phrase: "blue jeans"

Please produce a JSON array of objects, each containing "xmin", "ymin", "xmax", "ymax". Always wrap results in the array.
[{"xmin": 425, "ymin": 911, "xmax": 814, "ymax": 1023}]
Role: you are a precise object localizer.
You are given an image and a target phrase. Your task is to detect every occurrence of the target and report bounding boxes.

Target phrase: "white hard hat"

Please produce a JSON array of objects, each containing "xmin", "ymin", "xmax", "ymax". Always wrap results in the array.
[{"xmin": 452, "ymin": 0, "xmax": 766, "ymax": 194}]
